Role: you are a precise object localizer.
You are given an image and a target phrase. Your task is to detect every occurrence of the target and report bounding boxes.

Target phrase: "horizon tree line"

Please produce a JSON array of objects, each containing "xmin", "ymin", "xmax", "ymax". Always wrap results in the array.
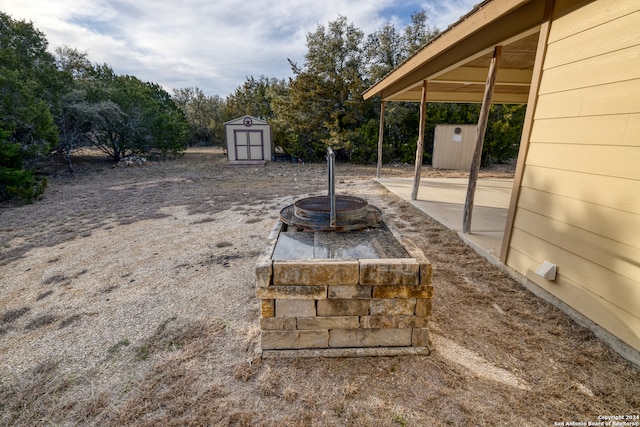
[{"xmin": 1, "ymin": 10, "xmax": 523, "ymax": 202}]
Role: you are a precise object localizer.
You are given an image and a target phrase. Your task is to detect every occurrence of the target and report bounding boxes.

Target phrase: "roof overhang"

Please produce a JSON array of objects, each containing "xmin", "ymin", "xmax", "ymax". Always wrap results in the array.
[{"xmin": 363, "ymin": 0, "xmax": 552, "ymax": 104}]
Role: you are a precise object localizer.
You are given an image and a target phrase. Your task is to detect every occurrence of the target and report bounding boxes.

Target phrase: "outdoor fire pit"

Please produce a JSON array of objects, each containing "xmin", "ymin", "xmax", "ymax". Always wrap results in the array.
[
  {"xmin": 279, "ymin": 148, "xmax": 382, "ymax": 232},
  {"xmin": 255, "ymin": 148, "xmax": 433, "ymax": 357},
  {"xmin": 279, "ymin": 195, "xmax": 382, "ymax": 232}
]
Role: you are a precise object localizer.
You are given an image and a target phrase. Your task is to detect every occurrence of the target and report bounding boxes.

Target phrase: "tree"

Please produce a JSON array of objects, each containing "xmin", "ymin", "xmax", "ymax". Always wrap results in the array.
[
  {"xmin": 0, "ymin": 12, "xmax": 59, "ymax": 201},
  {"xmin": 224, "ymin": 76, "xmax": 286, "ymax": 121},
  {"xmin": 55, "ymin": 45, "xmax": 93, "ymax": 80},
  {"xmin": 54, "ymin": 46, "xmax": 96, "ymax": 173},
  {"xmin": 273, "ymin": 16, "xmax": 373, "ymax": 162},
  {"xmin": 173, "ymin": 87, "xmax": 225, "ymax": 146},
  {"xmin": 0, "ymin": 136, "xmax": 47, "ymax": 202},
  {"xmin": 364, "ymin": 22, "xmax": 404, "ymax": 83},
  {"xmin": 362, "ymin": 10, "xmax": 441, "ymax": 164},
  {"xmin": 0, "ymin": 13, "xmax": 61, "ymax": 159},
  {"xmin": 403, "ymin": 10, "xmax": 439, "ymax": 57},
  {"xmin": 54, "ymin": 45, "xmax": 188, "ymax": 164},
  {"xmin": 484, "ymin": 104, "xmax": 525, "ymax": 165},
  {"xmin": 142, "ymin": 82, "xmax": 188, "ymax": 158},
  {"xmin": 60, "ymin": 64, "xmax": 188, "ymax": 161}
]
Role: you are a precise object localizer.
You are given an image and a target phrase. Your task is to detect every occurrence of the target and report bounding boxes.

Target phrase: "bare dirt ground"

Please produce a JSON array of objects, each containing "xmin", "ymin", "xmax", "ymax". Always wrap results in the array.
[{"xmin": 1, "ymin": 147, "xmax": 638, "ymax": 426}]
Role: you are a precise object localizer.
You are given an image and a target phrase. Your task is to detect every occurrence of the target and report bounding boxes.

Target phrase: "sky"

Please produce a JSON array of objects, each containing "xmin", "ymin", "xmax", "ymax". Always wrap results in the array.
[{"xmin": 1, "ymin": 0, "xmax": 477, "ymax": 98}]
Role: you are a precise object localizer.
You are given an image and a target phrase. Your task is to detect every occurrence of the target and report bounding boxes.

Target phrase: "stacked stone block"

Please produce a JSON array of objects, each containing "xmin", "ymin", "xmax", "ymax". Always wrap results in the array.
[{"xmin": 255, "ymin": 222, "xmax": 433, "ymax": 356}]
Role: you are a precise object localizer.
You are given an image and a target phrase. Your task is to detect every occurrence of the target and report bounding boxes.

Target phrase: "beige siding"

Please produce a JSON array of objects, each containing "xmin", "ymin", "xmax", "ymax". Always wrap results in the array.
[
  {"xmin": 507, "ymin": 246, "xmax": 640, "ymax": 350},
  {"xmin": 535, "ymin": 81, "xmax": 640, "ymax": 119},
  {"xmin": 525, "ymin": 144, "xmax": 640, "ymax": 181},
  {"xmin": 506, "ymin": 0, "xmax": 640, "ymax": 351},
  {"xmin": 517, "ymin": 185, "xmax": 640, "ymax": 245}
]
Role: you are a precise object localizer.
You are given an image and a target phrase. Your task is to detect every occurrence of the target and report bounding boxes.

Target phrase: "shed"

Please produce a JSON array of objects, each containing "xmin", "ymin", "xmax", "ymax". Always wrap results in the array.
[
  {"xmin": 224, "ymin": 115, "xmax": 273, "ymax": 165},
  {"xmin": 432, "ymin": 124, "xmax": 477, "ymax": 170},
  {"xmin": 364, "ymin": 0, "xmax": 640, "ymax": 362}
]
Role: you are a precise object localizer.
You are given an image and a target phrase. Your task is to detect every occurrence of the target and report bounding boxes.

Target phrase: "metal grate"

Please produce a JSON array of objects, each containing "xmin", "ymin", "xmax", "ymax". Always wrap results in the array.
[{"xmin": 295, "ymin": 195, "xmax": 367, "ymax": 214}]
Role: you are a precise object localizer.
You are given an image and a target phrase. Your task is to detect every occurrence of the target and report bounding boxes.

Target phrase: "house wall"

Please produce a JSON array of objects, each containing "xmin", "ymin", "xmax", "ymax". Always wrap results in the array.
[
  {"xmin": 432, "ymin": 124, "xmax": 477, "ymax": 170},
  {"xmin": 506, "ymin": 0, "xmax": 640, "ymax": 351}
]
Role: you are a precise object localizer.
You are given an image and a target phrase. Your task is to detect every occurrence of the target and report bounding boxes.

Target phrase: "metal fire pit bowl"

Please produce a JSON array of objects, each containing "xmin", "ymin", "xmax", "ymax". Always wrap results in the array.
[{"xmin": 280, "ymin": 195, "xmax": 382, "ymax": 232}]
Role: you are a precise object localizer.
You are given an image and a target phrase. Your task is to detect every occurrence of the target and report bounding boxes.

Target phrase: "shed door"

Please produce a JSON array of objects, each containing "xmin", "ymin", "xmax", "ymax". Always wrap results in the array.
[{"xmin": 234, "ymin": 130, "xmax": 264, "ymax": 161}]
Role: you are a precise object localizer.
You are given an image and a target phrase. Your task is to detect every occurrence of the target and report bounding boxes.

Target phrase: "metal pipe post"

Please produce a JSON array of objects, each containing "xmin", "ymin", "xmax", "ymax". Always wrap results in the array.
[{"xmin": 327, "ymin": 147, "xmax": 336, "ymax": 227}]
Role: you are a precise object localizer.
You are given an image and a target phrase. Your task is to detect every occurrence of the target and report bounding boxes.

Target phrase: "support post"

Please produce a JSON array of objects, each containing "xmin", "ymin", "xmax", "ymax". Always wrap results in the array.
[
  {"xmin": 327, "ymin": 146, "xmax": 336, "ymax": 227},
  {"xmin": 463, "ymin": 45, "xmax": 502, "ymax": 234},
  {"xmin": 411, "ymin": 80, "xmax": 428, "ymax": 201},
  {"xmin": 376, "ymin": 100, "xmax": 386, "ymax": 179}
]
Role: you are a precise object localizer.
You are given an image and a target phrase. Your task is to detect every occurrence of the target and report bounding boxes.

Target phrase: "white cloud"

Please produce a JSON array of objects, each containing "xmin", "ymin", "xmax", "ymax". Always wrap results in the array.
[
  {"xmin": 1, "ymin": 0, "xmax": 476, "ymax": 97},
  {"xmin": 421, "ymin": 0, "xmax": 478, "ymax": 30}
]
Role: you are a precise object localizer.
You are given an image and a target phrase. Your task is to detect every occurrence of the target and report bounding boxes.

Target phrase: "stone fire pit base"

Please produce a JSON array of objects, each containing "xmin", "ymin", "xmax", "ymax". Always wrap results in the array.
[{"xmin": 255, "ymin": 221, "xmax": 433, "ymax": 358}]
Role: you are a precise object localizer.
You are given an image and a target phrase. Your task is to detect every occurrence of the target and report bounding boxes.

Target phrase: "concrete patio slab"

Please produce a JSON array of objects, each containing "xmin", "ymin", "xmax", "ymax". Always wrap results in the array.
[{"xmin": 375, "ymin": 177, "xmax": 513, "ymax": 261}]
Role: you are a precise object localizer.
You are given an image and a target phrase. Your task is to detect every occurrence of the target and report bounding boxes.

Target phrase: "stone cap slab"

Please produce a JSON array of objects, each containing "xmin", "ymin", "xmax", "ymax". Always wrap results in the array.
[{"xmin": 273, "ymin": 259, "xmax": 360, "ymax": 285}]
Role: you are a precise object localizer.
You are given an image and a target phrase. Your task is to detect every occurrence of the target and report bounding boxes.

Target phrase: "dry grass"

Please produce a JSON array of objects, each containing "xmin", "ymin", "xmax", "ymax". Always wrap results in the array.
[{"xmin": 0, "ymin": 147, "xmax": 638, "ymax": 426}]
